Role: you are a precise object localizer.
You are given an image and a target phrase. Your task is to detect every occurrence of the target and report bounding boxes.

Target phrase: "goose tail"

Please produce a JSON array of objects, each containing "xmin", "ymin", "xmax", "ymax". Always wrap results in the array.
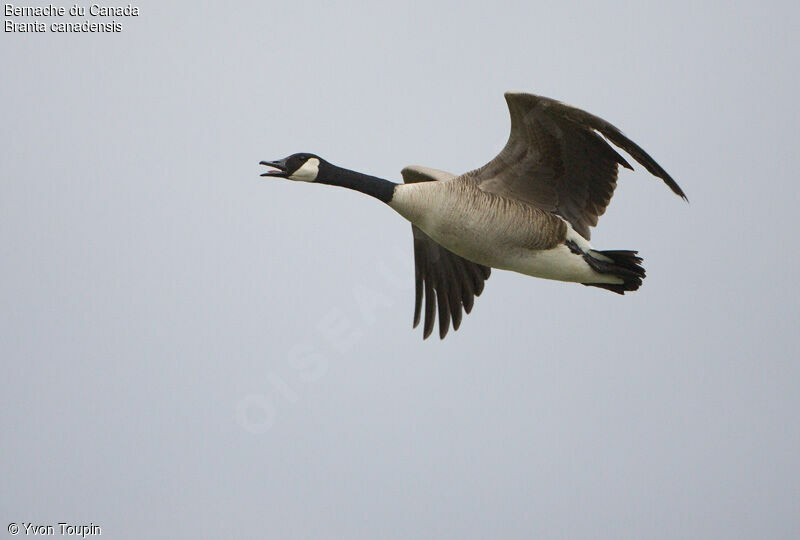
[{"xmin": 581, "ymin": 249, "xmax": 646, "ymax": 294}]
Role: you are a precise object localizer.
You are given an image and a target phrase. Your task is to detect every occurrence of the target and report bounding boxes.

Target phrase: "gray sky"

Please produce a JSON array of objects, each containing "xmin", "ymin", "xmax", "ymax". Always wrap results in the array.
[{"xmin": 2, "ymin": 1, "xmax": 799, "ymax": 538}]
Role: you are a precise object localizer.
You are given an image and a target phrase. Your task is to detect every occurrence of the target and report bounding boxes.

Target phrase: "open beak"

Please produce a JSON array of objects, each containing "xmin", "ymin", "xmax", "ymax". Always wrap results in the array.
[{"xmin": 259, "ymin": 159, "xmax": 289, "ymax": 178}]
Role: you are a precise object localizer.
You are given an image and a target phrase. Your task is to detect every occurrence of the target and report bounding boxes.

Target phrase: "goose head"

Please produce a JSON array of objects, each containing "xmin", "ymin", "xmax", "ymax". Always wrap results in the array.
[{"xmin": 260, "ymin": 153, "xmax": 324, "ymax": 182}]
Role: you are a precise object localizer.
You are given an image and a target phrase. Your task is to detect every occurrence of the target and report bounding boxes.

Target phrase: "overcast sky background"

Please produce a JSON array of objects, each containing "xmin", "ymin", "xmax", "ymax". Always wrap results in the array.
[{"xmin": 2, "ymin": 1, "xmax": 799, "ymax": 538}]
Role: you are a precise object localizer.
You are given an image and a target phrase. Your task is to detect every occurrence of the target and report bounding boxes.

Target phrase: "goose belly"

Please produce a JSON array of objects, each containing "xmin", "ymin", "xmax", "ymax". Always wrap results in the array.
[
  {"xmin": 421, "ymin": 216, "xmax": 524, "ymax": 267},
  {"xmin": 501, "ymin": 244, "xmax": 606, "ymax": 283},
  {"xmin": 391, "ymin": 183, "xmax": 608, "ymax": 283},
  {"xmin": 432, "ymin": 224, "xmax": 601, "ymax": 283},
  {"xmin": 396, "ymin": 195, "xmax": 531, "ymax": 267}
]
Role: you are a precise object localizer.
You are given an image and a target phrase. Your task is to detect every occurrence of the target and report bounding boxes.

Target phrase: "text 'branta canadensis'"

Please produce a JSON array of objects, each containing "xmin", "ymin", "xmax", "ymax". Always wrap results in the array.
[{"xmin": 261, "ymin": 92, "xmax": 687, "ymax": 339}]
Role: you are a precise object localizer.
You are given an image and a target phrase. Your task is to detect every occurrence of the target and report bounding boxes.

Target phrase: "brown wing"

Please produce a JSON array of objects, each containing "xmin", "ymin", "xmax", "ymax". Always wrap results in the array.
[
  {"xmin": 468, "ymin": 92, "xmax": 686, "ymax": 239},
  {"xmin": 401, "ymin": 166, "xmax": 491, "ymax": 340}
]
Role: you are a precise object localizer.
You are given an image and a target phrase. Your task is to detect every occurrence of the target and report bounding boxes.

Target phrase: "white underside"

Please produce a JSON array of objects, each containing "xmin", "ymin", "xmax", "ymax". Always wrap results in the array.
[
  {"xmin": 500, "ymin": 244, "xmax": 622, "ymax": 284},
  {"xmin": 391, "ymin": 182, "xmax": 623, "ymax": 285}
]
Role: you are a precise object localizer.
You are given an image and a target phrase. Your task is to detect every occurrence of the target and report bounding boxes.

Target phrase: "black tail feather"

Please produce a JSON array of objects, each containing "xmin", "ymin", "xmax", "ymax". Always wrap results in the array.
[{"xmin": 582, "ymin": 250, "xmax": 645, "ymax": 295}]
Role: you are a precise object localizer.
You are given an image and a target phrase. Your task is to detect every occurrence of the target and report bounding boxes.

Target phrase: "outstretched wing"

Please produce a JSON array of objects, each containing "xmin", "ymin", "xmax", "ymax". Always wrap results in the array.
[
  {"xmin": 401, "ymin": 166, "xmax": 491, "ymax": 339},
  {"xmin": 467, "ymin": 92, "xmax": 686, "ymax": 239}
]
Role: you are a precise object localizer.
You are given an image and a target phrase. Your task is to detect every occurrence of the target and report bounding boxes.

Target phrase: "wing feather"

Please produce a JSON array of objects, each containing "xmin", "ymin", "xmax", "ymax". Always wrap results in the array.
[
  {"xmin": 467, "ymin": 92, "xmax": 686, "ymax": 239},
  {"xmin": 402, "ymin": 166, "xmax": 491, "ymax": 339}
]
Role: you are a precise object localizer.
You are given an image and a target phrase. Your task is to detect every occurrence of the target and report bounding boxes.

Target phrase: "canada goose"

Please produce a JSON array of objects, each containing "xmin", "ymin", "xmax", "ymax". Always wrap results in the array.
[{"xmin": 261, "ymin": 92, "xmax": 686, "ymax": 339}]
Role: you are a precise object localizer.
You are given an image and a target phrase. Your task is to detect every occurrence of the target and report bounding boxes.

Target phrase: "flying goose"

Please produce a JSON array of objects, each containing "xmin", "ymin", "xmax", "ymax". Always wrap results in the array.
[{"xmin": 261, "ymin": 92, "xmax": 686, "ymax": 339}]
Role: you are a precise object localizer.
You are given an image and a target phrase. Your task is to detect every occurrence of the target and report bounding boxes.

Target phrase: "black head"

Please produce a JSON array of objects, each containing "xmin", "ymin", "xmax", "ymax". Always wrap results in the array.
[{"xmin": 260, "ymin": 153, "xmax": 323, "ymax": 182}]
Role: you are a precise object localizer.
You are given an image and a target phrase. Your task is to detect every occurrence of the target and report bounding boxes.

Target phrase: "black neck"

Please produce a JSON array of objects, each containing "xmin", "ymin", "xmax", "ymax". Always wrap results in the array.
[{"xmin": 317, "ymin": 162, "xmax": 397, "ymax": 203}]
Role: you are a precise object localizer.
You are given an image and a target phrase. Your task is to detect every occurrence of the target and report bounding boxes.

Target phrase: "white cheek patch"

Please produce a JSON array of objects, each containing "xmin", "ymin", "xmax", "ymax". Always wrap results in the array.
[{"xmin": 289, "ymin": 158, "xmax": 320, "ymax": 182}]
